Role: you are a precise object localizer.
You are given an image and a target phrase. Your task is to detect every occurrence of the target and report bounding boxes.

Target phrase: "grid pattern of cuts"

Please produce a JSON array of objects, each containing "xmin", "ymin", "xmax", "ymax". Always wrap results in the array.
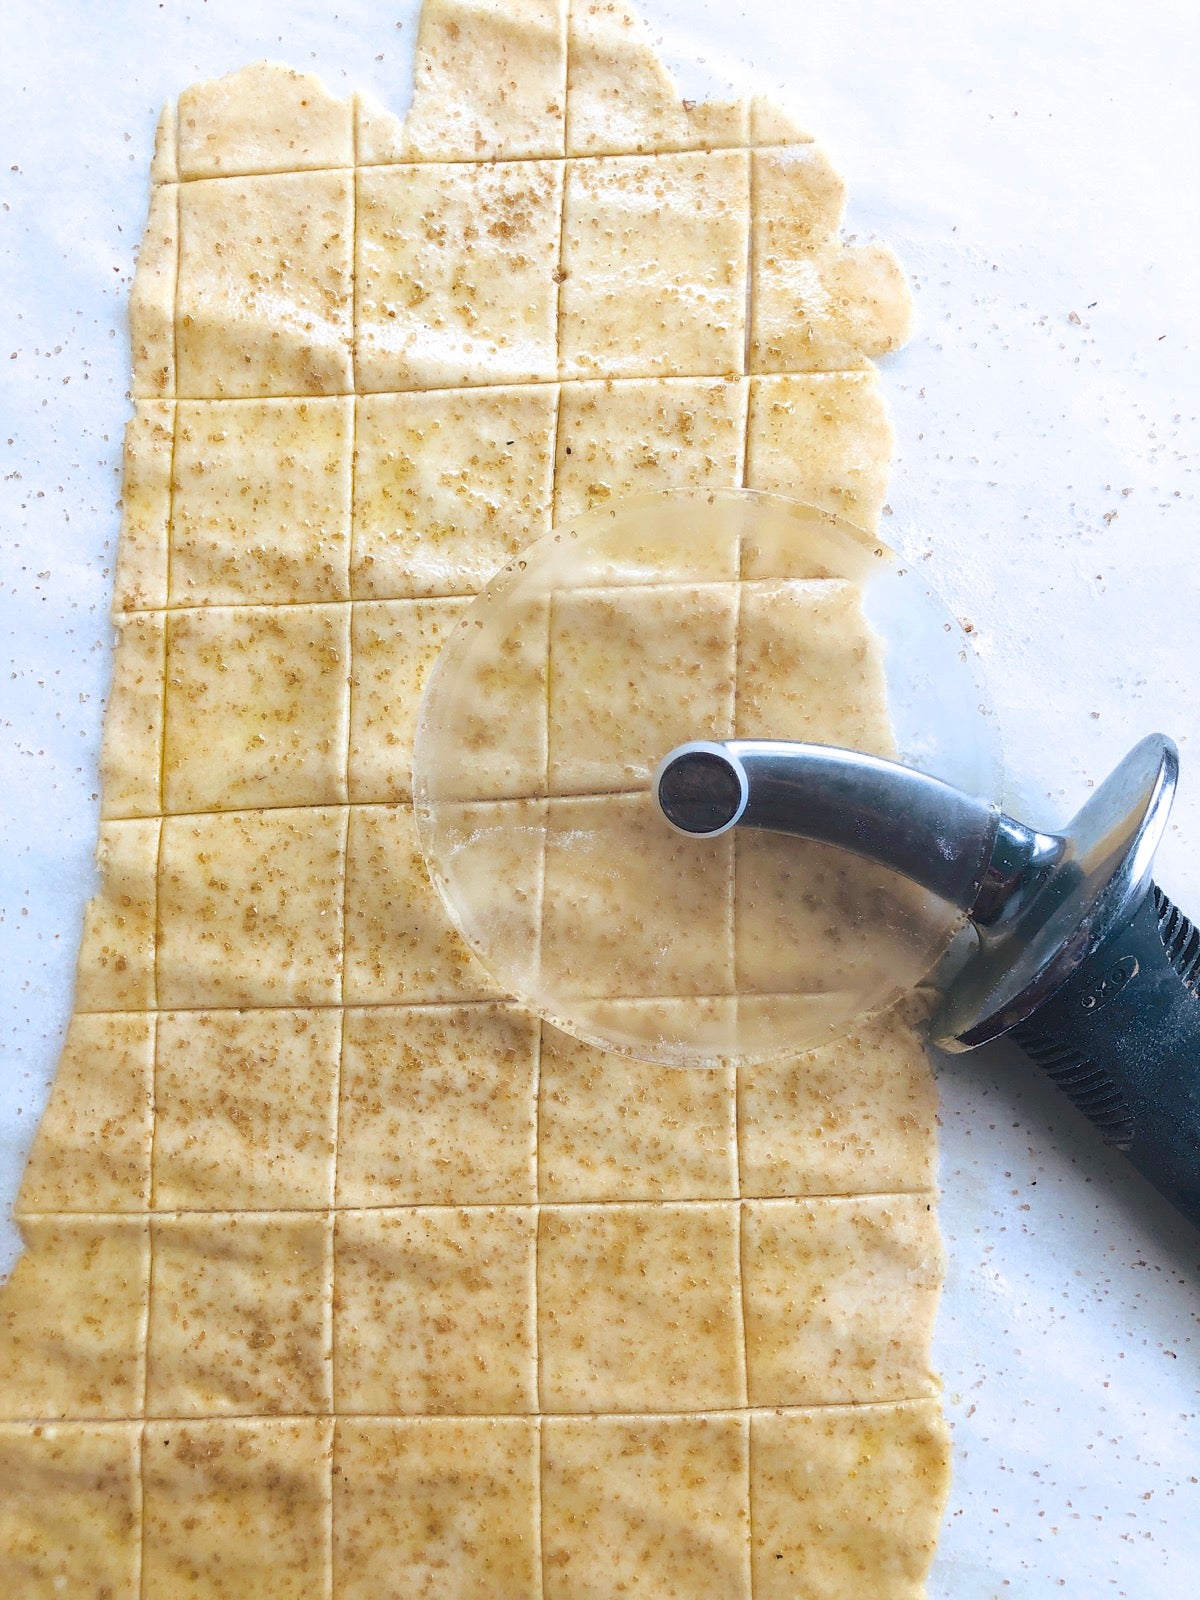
[{"xmin": 0, "ymin": 3, "xmax": 949, "ymax": 1596}]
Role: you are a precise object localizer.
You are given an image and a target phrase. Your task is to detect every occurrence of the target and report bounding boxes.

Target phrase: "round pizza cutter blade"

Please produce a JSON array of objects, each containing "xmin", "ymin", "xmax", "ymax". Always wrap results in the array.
[
  {"xmin": 413, "ymin": 488, "xmax": 1200, "ymax": 1233},
  {"xmin": 412, "ymin": 489, "xmax": 998, "ymax": 1068}
]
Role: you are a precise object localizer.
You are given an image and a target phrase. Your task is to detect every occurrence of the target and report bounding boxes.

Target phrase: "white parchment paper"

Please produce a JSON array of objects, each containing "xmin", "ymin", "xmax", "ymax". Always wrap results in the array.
[{"xmin": 1, "ymin": 2, "xmax": 1197, "ymax": 1594}]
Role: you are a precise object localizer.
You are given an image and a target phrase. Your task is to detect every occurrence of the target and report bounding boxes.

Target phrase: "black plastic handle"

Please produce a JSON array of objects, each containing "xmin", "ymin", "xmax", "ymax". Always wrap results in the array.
[{"xmin": 1010, "ymin": 884, "xmax": 1200, "ymax": 1232}]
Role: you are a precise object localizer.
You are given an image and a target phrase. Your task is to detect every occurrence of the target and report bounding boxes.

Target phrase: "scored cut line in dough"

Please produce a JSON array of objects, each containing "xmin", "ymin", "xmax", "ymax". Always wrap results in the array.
[{"xmin": 0, "ymin": 2, "xmax": 950, "ymax": 1596}]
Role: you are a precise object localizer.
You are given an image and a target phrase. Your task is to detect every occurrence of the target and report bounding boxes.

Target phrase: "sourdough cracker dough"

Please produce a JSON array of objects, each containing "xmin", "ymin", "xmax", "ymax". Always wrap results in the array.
[{"xmin": 0, "ymin": 2, "xmax": 949, "ymax": 1595}]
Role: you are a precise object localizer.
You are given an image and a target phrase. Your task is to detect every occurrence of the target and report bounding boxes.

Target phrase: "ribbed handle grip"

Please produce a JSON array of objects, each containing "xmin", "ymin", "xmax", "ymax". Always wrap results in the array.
[{"xmin": 1010, "ymin": 885, "xmax": 1200, "ymax": 1232}]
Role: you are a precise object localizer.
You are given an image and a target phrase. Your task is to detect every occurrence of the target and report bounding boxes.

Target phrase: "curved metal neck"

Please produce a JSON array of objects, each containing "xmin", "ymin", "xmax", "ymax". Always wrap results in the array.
[
  {"xmin": 661, "ymin": 739, "xmax": 1065, "ymax": 926},
  {"xmin": 969, "ymin": 812, "xmax": 1065, "ymax": 932}
]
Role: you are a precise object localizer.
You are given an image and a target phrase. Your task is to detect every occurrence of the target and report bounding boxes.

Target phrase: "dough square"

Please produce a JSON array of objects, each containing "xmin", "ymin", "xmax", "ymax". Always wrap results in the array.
[
  {"xmin": 416, "ymin": 605, "xmax": 550, "ymax": 802},
  {"xmin": 541, "ymin": 792, "xmax": 734, "ymax": 999},
  {"xmin": 142, "ymin": 1417, "xmax": 332, "ymax": 1600},
  {"xmin": 537, "ymin": 1201, "xmax": 745, "ymax": 1412},
  {"xmin": 735, "ymin": 577, "xmax": 895, "ymax": 752},
  {"xmin": 553, "ymin": 375, "xmax": 748, "ymax": 521},
  {"xmin": 547, "ymin": 582, "xmax": 738, "ymax": 794},
  {"xmin": 733, "ymin": 828, "xmax": 929, "ymax": 1000},
  {"xmin": 735, "ymin": 497, "xmax": 867, "ymax": 584},
  {"xmin": 737, "ymin": 993, "xmax": 880, "ymax": 1068},
  {"xmin": 567, "ymin": 993, "xmax": 742, "ymax": 1063},
  {"xmin": 750, "ymin": 97, "xmax": 813, "ymax": 147},
  {"xmin": 333, "ymin": 1207, "xmax": 537, "ymax": 1414},
  {"xmin": 153, "ymin": 1008, "xmax": 340, "ymax": 1210},
  {"xmin": 355, "ymin": 160, "xmax": 563, "ymax": 392},
  {"xmin": 354, "ymin": 91, "xmax": 408, "ymax": 167},
  {"xmin": 398, "ymin": 0, "xmax": 568, "ymax": 161},
  {"xmin": 738, "ymin": 1011, "xmax": 938, "ymax": 1198},
  {"xmin": 73, "ymin": 818, "xmax": 160, "ymax": 1013},
  {"xmin": 751, "ymin": 144, "xmax": 844, "ymax": 271},
  {"xmin": 0, "ymin": 1217, "xmax": 149, "ymax": 1419},
  {"xmin": 741, "ymin": 1195, "xmax": 943, "ymax": 1406},
  {"xmin": 163, "ymin": 603, "xmax": 351, "ymax": 813},
  {"xmin": 15, "ymin": 1011, "xmax": 154, "ymax": 1214},
  {"xmin": 177, "ymin": 62, "xmax": 354, "ymax": 178},
  {"xmin": 151, "ymin": 100, "xmax": 177, "ymax": 184},
  {"xmin": 112, "ymin": 400, "xmax": 172, "ymax": 612},
  {"xmin": 558, "ymin": 151, "xmax": 750, "ymax": 380},
  {"xmin": 542, "ymin": 1414, "xmax": 752, "ymax": 1600},
  {"xmin": 418, "ymin": 800, "xmax": 546, "ymax": 1009},
  {"xmin": 565, "ymin": 0, "xmax": 748, "ymax": 156},
  {"xmin": 334, "ymin": 1416, "xmax": 540, "ymax": 1600},
  {"xmin": 544, "ymin": 498, "xmax": 741, "ymax": 589},
  {"xmin": 157, "ymin": 806, "xmax": 347, "ymax": 1008},
  {"xmin": 750, "ymin": 1401, "xmax": 949, "ymax": 1600},
  {"xmin": 750, "ymin": 145, "xmax": 911, "ymax": 374},
  {"xmin": 130, "ymin": 183, "xmax": 178, "ymax": 400},
  {"xmin": 170, "ymin": 396, "xmax": 353, "ymax": 605},
  {"xmin": 342, "ymin": 803, "xmax": 503, "ymax": 1004},
  {"xmin": 99, "ymin": 610, "xmax": 166, "ymax": 820},
  {"xmin": 537, "ymin": 1022, "xmax": 737, "ymax": 1201},
  {"xmin": 745, "ymin": 372, "xmax": 893, "ymax": 530},
  {"xmin": 176, "ymin": 171, "xmax": 353, "ymax": 399},
  {"xmin": 146, "ymin": 1213, "xmax": 333, "ymax": 1416},
  {"xmin": 0, "ymin": 1422, "xmax": 140, "ymax": 1597},
  {"xmin": 348, "ymin": 597, "xmax": 471, "ymax": 803},
  {"xmin": 337, "ymin": 1003, "xmax": 538, "ymax": 1205},
  {"xmin": 352, "ymin": 383, "xmax": 558, "ymax": 600}
]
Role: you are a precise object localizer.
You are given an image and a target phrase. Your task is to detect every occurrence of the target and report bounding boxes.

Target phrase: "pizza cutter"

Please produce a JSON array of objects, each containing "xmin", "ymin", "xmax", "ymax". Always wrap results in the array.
[{"xmin": 413, "ymin": 490, "xmax": 1200, "ymax": 1232}]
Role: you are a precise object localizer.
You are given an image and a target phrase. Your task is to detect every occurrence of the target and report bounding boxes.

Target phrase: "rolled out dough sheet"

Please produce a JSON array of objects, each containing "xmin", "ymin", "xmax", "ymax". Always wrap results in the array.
[{"xmin": 0, "ymin": 1, "xmax": 949, "ymax": 1594}]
